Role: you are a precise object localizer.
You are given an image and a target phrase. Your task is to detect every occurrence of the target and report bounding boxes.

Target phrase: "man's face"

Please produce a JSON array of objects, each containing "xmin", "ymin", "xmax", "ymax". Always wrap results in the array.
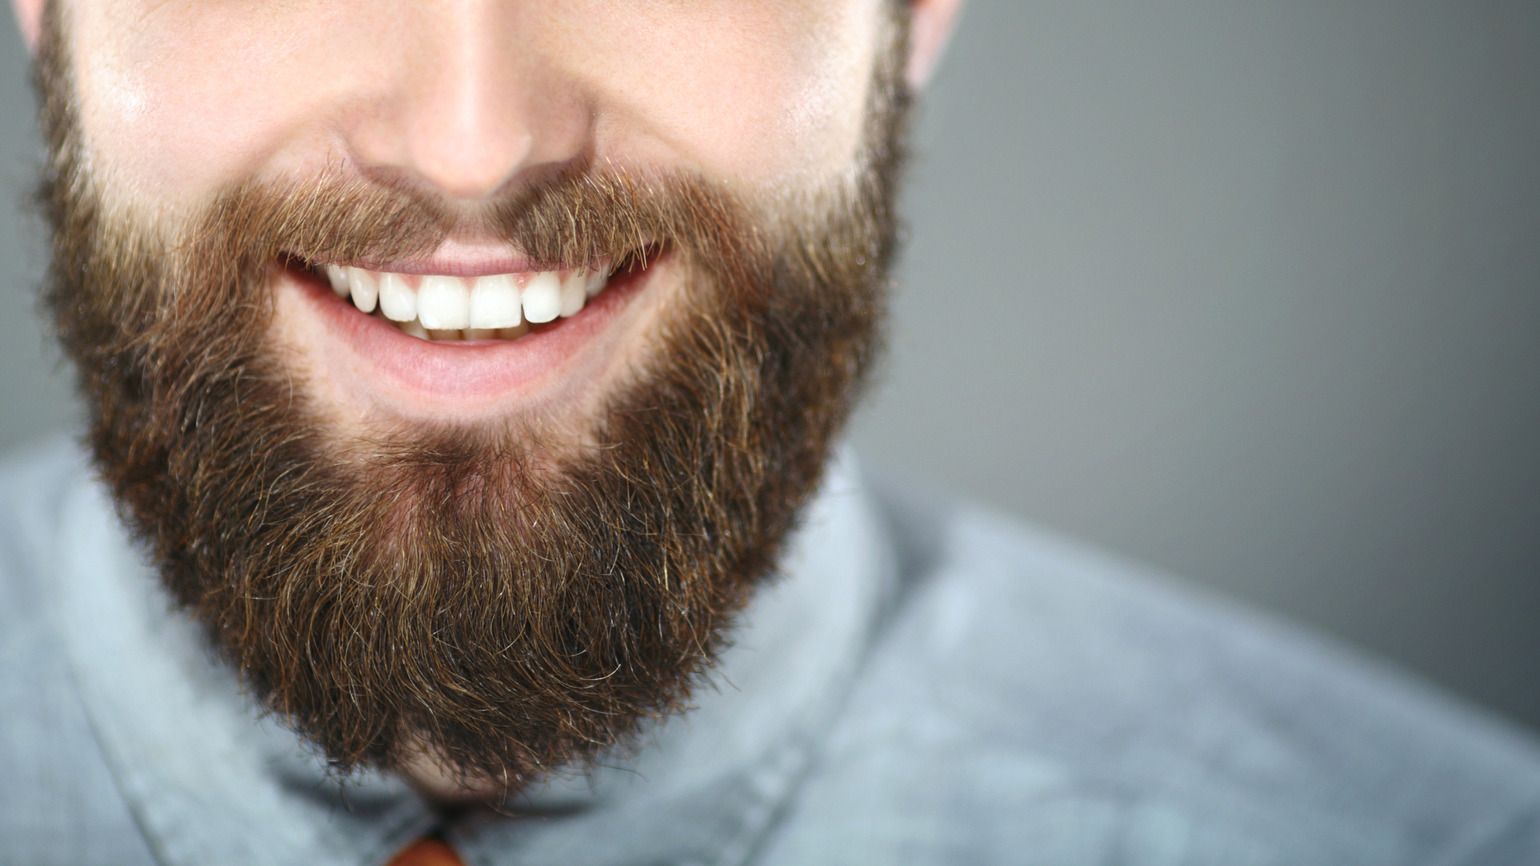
[{"xmin": 27, "ymin": 0, "xmax": 918, "ymax": 794}]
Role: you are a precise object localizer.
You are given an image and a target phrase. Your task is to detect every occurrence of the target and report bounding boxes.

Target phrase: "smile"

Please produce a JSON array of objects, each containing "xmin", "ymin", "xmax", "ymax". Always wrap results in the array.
[
  {"xmin": 315, "ymin": 260, "xmax": 617, "ymax": 342},
  {"xmin": 276, "ymin": 245, "xmax": 668, "ymax": 415}
]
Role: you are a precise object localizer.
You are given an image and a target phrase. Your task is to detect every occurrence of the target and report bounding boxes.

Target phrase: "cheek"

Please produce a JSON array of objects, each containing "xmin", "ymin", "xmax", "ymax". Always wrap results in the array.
[
  {"xmin": 70, "ymin": 2, "xmax": 363, "ymax": 212},
  {"xmin": 581, "ymin": 5, "xmax": 881, "ymax": 189}
]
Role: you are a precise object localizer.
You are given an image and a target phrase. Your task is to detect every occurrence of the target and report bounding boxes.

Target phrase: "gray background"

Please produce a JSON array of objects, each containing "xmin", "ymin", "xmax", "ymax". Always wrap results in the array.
[{"xmin": 1, "ymin": 3, "xmax": 1536, "ymax": 732}]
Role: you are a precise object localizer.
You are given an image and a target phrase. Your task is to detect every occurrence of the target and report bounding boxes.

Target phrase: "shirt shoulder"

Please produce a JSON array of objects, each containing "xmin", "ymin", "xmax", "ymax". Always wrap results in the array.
[
  {"xmin": 0, "ymin": 436, "xmax": 91, "ymax": 607},
  {"xmin": 0, "ymin": 436, "xmax": 160, "ymax": 866},
  {"xmin": 762, "ymin": 472, "xmax": 1540, "ymax": 866}
]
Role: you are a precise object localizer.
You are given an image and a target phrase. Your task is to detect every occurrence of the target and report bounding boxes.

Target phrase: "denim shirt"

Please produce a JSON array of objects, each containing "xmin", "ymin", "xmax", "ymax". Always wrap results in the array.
[{"xmin": 3, "ymin": 436, "xmax": 1538, "ymax": 866}]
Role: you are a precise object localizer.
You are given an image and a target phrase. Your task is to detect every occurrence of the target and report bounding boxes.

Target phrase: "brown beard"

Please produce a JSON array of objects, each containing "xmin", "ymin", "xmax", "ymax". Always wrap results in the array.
[{"xmin": 33, "ymin": 2, "xmax": 911, "ymax": 793}]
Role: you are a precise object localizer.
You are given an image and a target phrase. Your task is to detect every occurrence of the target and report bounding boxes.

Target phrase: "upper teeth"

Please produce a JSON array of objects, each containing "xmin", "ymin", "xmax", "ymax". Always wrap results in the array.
[{"xmin": 321, "ymin": 263, "xmax": 612, "ymax": 338}]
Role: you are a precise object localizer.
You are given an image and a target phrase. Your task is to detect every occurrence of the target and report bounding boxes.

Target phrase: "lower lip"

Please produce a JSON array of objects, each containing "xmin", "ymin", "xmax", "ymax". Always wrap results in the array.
[{"xmin": 282, "ymin": 256, "xmax": 661, "ymax": 408}]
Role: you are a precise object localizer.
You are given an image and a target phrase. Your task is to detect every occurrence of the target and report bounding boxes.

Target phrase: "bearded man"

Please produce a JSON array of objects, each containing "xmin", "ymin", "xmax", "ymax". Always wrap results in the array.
[{"xmin": 2, "ymin": 1, "xmax": 1537, "ymax": 864}]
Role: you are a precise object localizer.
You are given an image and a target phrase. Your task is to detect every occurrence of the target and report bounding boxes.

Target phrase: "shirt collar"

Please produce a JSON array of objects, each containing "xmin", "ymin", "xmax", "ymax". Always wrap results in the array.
[{"xmin": 54, "ymin": 447, "xmax": 890, "ymax": 866}]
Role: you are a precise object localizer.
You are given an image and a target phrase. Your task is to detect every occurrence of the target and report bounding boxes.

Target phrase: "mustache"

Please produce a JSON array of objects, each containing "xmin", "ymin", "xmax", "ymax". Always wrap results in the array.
[{"xmin": 183, "ymin": 161, "xmax": 759, "ymax": 280}]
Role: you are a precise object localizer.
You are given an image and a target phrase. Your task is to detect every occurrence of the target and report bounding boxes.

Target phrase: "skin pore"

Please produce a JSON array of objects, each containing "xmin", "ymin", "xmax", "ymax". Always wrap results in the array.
[{"xmin": 15, "ymin": 0, "xmax": 962, "ymax": 800}]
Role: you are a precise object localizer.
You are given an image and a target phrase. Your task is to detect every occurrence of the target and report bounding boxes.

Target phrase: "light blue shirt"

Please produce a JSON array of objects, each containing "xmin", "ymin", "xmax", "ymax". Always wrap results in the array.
[{"xmin": 2, "ymin": 436, "xmax": 1537, "ymax": 865}]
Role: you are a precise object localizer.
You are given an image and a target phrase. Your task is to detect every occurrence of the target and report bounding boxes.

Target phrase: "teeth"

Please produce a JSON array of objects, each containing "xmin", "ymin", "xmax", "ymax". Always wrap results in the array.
[
  {"xmin": 378, "ymin": 272, "xmax": 416, "ymax": 322},
  {"xmin": 521, "ymin": 272, "xmax": 562, "ymax": 324},
  {"xmin": 559, "ymin": 271, "xmax": 588, "ymax": 318},
  {"xmin": 468, "ymin": 274, "xmax": 521, "ymax": 329},
  {"xmin": 417, "ymin": 275, "xmax": 470, "ymax": 330},
  {"xmin": 324, "ymin": 265, "xmax": 350, "ymax": 297},
  {"xmin": 319, "ymin": 260, "xmax": 622, "ymax": 342},
  {"xmin": 348, "ymin": 267, "xmax": 378, "ymax": 314}
]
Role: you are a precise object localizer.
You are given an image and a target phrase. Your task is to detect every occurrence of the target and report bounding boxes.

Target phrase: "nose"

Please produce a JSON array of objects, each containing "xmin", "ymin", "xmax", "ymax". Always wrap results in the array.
[{"xmin": 343, "ymin": 2, "xmax": 590, "ymax": 202}]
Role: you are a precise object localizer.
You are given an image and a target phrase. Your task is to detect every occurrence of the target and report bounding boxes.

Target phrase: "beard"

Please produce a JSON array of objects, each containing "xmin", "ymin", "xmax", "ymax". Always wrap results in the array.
[{"xmin": 33, "ymin": 3, "xmax": 910, "ymax": 793}]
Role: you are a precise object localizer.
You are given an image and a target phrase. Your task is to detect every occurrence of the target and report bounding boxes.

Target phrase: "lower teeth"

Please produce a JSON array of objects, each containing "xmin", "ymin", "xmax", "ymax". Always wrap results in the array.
[{"xmin": 382, "ymin": 312, "xmax": 534, "ymax": 343}]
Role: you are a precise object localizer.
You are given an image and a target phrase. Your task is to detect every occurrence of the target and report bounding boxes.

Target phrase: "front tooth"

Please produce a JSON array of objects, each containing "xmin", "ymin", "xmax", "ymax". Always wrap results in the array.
[
  {"xmin": 348, "ymin": 267, "xmax": 378, "ymax": 314},
  {"xmin": 559, "ymin": 271, "xmax": 587, "ymax": 318},
  {"xmin": 398, "ymin": 319, "xmax": 429, "ymax": 339},
  {"xmin": 468, "ymin": 274, "xmax": 521, "ymax": 329},
  {"xmin": 378, "ymin": 272, "xmax": 416, "ymax": 322},
  {"xmin": 325, "ymin": 265, "xmax": 350, "ymax": 297},
  {"xmin": 522, "ymin": 272, "xmax": 561, "ymax": 324},
  {"xmin": 417, "ymin": 275, "xmax": 470, "ymax": 330}
]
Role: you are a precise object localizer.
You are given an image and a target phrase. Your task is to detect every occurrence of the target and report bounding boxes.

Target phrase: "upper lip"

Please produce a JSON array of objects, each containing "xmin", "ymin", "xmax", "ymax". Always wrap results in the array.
[
  {"xmin": 321, "ymin": 238, "xmax": 568, "ymax": 277},
  {"xmin": 343, "ymin": 252, "xmax": 545, "ymax": 279},
  {"xmin": 302, "ymin": 240, "xmax": 656, "ymax": 279}
]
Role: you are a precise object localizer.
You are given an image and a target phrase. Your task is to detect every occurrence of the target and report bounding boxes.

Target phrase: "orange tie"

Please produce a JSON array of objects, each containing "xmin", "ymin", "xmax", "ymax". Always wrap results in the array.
[{"xmin": 386, "ymin": 837, "xmax": 467, "ymax": 866}]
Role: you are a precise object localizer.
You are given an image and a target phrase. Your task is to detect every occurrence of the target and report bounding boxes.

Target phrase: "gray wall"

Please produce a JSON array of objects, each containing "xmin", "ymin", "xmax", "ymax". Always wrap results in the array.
[{"xmin": 3, "ymin": 3, "xmax": 1537, "ymax": 732}]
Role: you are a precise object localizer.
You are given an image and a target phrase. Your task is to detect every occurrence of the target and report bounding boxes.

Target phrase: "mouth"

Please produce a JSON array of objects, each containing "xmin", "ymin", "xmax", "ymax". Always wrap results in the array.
[
  {"xmin": 285, "ymin": 245, "xmax": 662, "ymax": 341},
  {"xmin": 275, "ymin": 243, "xmax": 670, "ymax": 417}
]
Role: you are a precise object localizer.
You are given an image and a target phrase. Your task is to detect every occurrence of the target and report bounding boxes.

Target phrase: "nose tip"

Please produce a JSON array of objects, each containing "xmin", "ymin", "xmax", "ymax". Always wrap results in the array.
[
  {"xmin": 342, "ymin": 7, "xmax": 590, "ymax": 204},
  {"xmin": 397, "ymin": 106, "xmax": 540, "ymax": 202}
]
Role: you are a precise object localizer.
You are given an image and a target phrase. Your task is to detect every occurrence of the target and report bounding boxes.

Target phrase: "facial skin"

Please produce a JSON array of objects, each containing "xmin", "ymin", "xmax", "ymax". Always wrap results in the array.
[{"xmin": 15, "ymin": 0, "xmax": 961, "ymax": 798}]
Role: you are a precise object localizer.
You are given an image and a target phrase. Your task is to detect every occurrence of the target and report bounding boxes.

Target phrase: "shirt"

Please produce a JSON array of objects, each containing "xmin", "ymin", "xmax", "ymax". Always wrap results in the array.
[{"xmin": 2, "ymin": 436, "xmax": 1537, "ymax": 865}]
